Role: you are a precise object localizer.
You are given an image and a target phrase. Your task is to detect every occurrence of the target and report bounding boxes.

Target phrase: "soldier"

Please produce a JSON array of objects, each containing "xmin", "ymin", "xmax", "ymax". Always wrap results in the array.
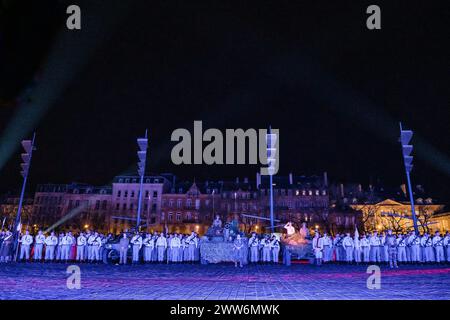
[
  {"xmin": 360, "ymin": 234, "xmax": 370, "ymax": 263},
  {"xmin": 405, "ymin": 231, "xmax": 412, "ymax": 263},
  {"xmin": 90, "ymin": 231, "xmax": 102, "ymax": 263},
  {"xmin": 19, "ymin": 230, "xmax": 33, "ymax": 262},
  {"xmin": 0, "ymin": 231, "xmax": 13, "ymax": 263},
  {"xmin": 321, "ymin": 232, "xmax": 332, "ymax": 263},
  {"xmin": 408, "ymin": 231, "xmax": 421, "ymax": 263},
  {"xmin": 131, "ymin": 232, "xmax": 142, "ymax": 264},
  {"xmin": 61, "ymin": 232, "xmax": 73, "ymax": 263},
  {"xmin": 44, "ymin": 231, "xmax": 58, "ymax": 262},
  {"xmin": 270, "ymin": 235, "xmax": 280, "ymax": 263},
  {"xmin": 333, "ymin": 234, "xmax": 342, "ymax": 263},
  {"xmin": 55, "ymin": 232, "xmax": 64, "ymax": 262},
  {"xmin": 369, "ymin": 231, "xmax": 382, "ymax": 263},
  {"xmin": 353, "ymin": 232, "xmax": 362, "ymax": 264},
  {"xmin": 312, "ymin": 231, "xmax": 324, "ymax": 266},
  {"xmin": 421, "ymin": 233, "xmax": 434, "ymax": 263},
  {"xmin": 444, "ymin": 231, "xmax": 450, "ymax": 263},
  {"xmin": 177, "ymin": 234, "xmax": 184, "ymax": 262},
  {"xmin": 385, "ymin": 229, "xmax": 398, "ymax": 268},
  {"xmin": 432, "ymin": 231, "xmax": 444, "ymax": 264},
  {"xmin": 76, "ymin": 232, "xmax": 87, "ymax": 262},
  {"xmin": 248, "ymin": 232, "xmax": 259, "ymax": 264},
  {"xmin": 233, "ymin": 234, "xmax": 245, "ymax": 268},
  {"xmin": 119, "ymin": 232, "xmax": 129, "ymax": 265},
  {"xmin": 186, "ymin": 231, "xmax": 198, "ymax": 263},
  {"xmin": 170, "ymin": 233, "xmax": 181, "ymax": 263},
  {"xmin": 143, "ymin": 233, "xmax": 152, "ymax": 263},
  {"xmin": 396, "ymin": 234, "xmax": 407, "ymax": 263},
  {"xmin": 166, "ymin": 234, "xmax": 173, "ymax": 263},
  {"xmin": 33, "ymin": 230, "xmax": 45, "ymax": 262},
  {"xmin": 342, "ymin": 232, "xmax": 354, "ymax": 264},
  {"xmin": 261, "ymin": 234, "xmax": 271, "ymax": 264},
  {"xmin": 380, "ymin": 231, "xmax": 389, "ymax": 264},
  {"xmin": 156, "ymin": 232, "xmax": 167, "ymax": 262},
  {"xmin": 84, "ymin": 229, "xmax": 92, "ymax": 261}
]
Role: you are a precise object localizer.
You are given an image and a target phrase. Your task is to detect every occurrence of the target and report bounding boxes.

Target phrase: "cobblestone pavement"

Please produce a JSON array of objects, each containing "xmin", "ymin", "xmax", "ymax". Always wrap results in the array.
[{"xmin": 0, "ymin": 262, "xmax": 449, "ymax": 300}]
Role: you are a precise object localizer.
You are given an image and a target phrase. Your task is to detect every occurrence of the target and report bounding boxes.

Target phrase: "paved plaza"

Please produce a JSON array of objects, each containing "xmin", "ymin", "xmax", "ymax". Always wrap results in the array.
[{"xmin": 0, "ymin": 262, "xmax": 449, "ymax": 300}]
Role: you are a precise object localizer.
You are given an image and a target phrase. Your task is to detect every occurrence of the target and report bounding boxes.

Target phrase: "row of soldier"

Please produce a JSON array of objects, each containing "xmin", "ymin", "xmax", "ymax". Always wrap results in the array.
[{"xmin": 312, "ymin": 230, "xmax": 450, "ymax": 267}]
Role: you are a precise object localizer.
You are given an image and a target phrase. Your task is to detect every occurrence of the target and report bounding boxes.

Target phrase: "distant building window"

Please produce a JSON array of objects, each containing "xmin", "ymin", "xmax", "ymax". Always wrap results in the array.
[
  {"xmin": 153, "ymin": 191, "xmax": 158, "ymax": 198},
  {"xmin": 125, "ymin": 179, "xmax": 130, "ymax": 183},
  {"xmin": 186, "ymin": 199, "xmax": 192, "ymax": 208},
  {"xmin": 168, "ymin": 213, "xmax": 173, "ymax": 221},
  {"xmin": 124, "ymin": 191, "xmax": 128, "ymax": 198},
  {"xmin": 176, "ymin": 213, "xmax": 181, "ymax": 222},
  {"xmin": 169, "ymin": 199, "xmax": 174, "ymax": 207},
  {"xmin": 119, "ymin": 179, "xmax": 123, "ymax": 183},
  {"xmin": 131, "ymin": 191, "xmax": 135, "ymax": 198},
  {"xmin": 122, "ymin": 203, "xmax": 127, "ymax": 210},
  {"xmin": 145, "ymin": 190, "xmax": 149, "ymax": 198},
  {"xmin": 117, "ymin": 190, "xmax": 121, "ymax": 197},
  {"xmin": 177, "ymin": 199, "xmax": 182, "ymax": 208}
]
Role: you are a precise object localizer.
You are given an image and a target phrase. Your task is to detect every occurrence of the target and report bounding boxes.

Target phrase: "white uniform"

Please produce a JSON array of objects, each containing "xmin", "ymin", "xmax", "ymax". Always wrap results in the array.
[
  {"xmin": 409, "ymin": 234, "xmax": 421, "ymax": 262},
  {"xmin": 170, "ymin": 236, "xmax": 181, "ymax": 262},
  {"xmin": 20, "ymin": 234, "xmax": 33, "ymax": 260},
  {"xmin": 56, "ymin": 235, "xmax": 64, "ymax": 260},
  {"xmin": 156, "ymin": 235, "xmax": 167, "ymax": 262},
  {"xmin": 270, "ymin": 238, "xmax": 280, "ymax": 263},
  {"xmin": 342, "ymin": 236, "xmax": 354, "ymax": 262},
  {"xmin": 261, "ymin": 238, "xmax": 272, "ymax": 262},
  {"xmin": 88, "ymin": 235, "xmax": 102, "ymax": 261},
  {"xmin": 396, "ymin": 236, "xmax": 407, "ymax": 262},
  {"xmin": 312, "ymin": 236, "xmax": 324, "ymax": 259},
  {"xmin": 353, "ymin": 237, "xmax": 362, "ymax": 263},
  {"xmin": 76, "ymin": 235, "xmax": 87, "ymax": 261},
  {"xmin": 143, "ymin": 236, "xmax": 153, "ymax": 262},
  {"xmin": 44, "ymin": 235, "xmax": 58, "ymax": 261},
  {"xmin": 131, "ymin": 235, "xmax": 142, "ymax": 263},
  {"xmin": 444, "ymin": 234, "xmax": 450, "ymax": 262},
  {"xmin": 186, "ymin": 235, "xmax": 198, "ymax": 262},
  {"xmin": 34, "ymin": 234, "xmax": 45, "ymax": 260},
  {"xmin": 421, "ymin": 236, "xmax": 434, "ymax": 262},
  {"xmin": 432, "ymin": 235, "xmax": 444, "ymax": 263},
  {"xmin": 360, "ymin": 237, "xmax": 370, "ymax": 262},
  {"xmin": 369, "ymin": 235, "xmax": 381, "ymax": 262},
  {"xmin": 248, "ymin": 236, "xmax": 259, "ymax": 263},
  {"xmin": 333, "ymin": 236, "xmax": 342, "ymax": 262},
  {"xmin": 381, "ymin": 235, "xmax": 389, "ymax": 263},
  {"xmin": 61, "ymin": 235, "xmax": 74, "ymax": 261},
  {"xmin": 321, "ymin": 235, "xmax": 332, "ymax": 262}
]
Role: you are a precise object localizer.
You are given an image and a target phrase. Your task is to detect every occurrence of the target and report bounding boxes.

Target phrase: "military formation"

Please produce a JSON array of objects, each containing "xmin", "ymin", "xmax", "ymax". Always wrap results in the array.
[
  {"xmin": 1, "ymin": 228, "xmax": 449, "ymax": 268},
  {"xmin": 312, "ymin": 230, "xmax": 450, "ymax": 268}
]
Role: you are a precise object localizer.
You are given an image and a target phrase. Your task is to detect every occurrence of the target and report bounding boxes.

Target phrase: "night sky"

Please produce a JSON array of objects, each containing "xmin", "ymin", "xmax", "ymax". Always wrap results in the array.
[{"xmin": 0, "ymin": 0, "xmax": 449, "ymax": 200}]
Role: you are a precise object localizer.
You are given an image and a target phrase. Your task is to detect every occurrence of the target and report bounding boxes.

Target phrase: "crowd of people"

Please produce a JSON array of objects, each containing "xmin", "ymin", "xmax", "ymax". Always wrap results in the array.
[
  {"xmin": 0, "ymin": 227, "xmax": 449, "ymax": 268},
  {"xmin": 311, "ymin": 230, "xmax": 450, "ymax": 268}
]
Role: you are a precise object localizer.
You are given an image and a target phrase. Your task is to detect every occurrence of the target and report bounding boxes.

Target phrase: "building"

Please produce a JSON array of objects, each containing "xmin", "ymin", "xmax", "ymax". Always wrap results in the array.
[{"xmin": 0, "ymin": 195, "xmax": 34, "ymax": 231}]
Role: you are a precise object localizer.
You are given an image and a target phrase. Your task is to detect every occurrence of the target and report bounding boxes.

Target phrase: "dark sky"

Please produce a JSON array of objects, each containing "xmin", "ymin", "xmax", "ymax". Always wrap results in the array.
[{"xmin": 0, "ymin": 0, "xmax": 449, "ymax": 201}]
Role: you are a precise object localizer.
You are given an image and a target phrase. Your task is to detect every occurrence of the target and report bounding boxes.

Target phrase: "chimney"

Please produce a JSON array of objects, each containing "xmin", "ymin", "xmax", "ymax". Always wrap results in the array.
[
  {"xmin": 323, "ymin": 172, "xmax": 328, "ymax": 187},
  {"xmin": 340, "ymin": 183, "xmax": 344, "ymax": 197},
  {"xmin": 289, "ymin": 173, "xmax": 293, "ymax": 185}
]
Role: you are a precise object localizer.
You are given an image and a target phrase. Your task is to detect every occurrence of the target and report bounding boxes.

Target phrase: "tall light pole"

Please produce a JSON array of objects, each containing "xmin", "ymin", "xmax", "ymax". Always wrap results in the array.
[
  {"xmin": 14, "ymin": 133, "xmax": 36, "ymax": 261},
  {"xmin": 399, "ymin": 122, "xmax": 419, "ymax": 235},
  {"xmin": 136, "ymin": 130, "xmax": 148, "ymax": 230},
  {"xmin": 266, "ymin": 127, "xmax": 277, "ymax": 232}
]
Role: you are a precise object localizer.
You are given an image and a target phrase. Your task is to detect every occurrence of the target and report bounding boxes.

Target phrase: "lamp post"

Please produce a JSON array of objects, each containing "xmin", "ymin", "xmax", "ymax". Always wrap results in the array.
[
  {"xmin": 266, "ymin": 127, "xmax": 277, "ymax": 232},
  {"xmin": 13, "ymin": 133, "xmax": 36, "ymax": 261},
  {"xmin": 136, "ymin": 130, "xmax": 148, "ymax": 230},
  {"xmin": 399, "ymin": 123, "xmax": 419, "ymax": 235}
]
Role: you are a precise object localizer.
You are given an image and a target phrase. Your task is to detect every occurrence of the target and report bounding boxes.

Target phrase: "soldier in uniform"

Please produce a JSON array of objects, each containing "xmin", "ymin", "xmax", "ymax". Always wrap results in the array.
[
  {"xmin": 321, "ymin": 232, "xmax": 332, "ymax": 263},
  {"xmin": 385, "ymin": 229, "xmax": 398, "ymax": 268},
  {"xmin": 131, "ymin": 232, "xmax": 142, "ymax": 264},
  {"xmin": 270, "ymin": 235, "xmax": 280, "ymax": 263},
  {"xmin": 156, "ymin": 232, "xmax": 167, "ymax": 263},
  {"xmin": 61, "ymin": 232, "xmax": 74, "ymax": 263},
  {"xmin": 76, "ymin": 232, "xmax": 87, "ymax": 262},
  {"xmin": 421, "ymin": 233, "xmax": 434, "ymax": 263},
  {"xmin": 44, "ymin": 231, "xmax": 58, "ymax": 262},
  {"xmin": 380, "ymin": 231, "xmax": 389, "ymax": 264},
  {"xmin": 408, "ymin": 232, "xmax": 421, "ymax": 263},
  {"xmin": 143, "ymin": 233, "xmax": 152, "ymax": 263},
  {"xmin": 0, "ymin": 231, "xmax": 13, "ymax": 263},
  {"xmin": 405, "ymin": 231, "xmax": 413, "ymax": 263},
  {"xmin": 233, "ymin": 234, "xmax": 245, "ymax": 268},
  {"xmin": 396, "ymin": 234, "xmax": 407, "ymax": 263},
  {"xmin": 186, "ymin": 231, "xmax": 198, "ymax": 263},
  {"xmin": 177, "ymin": 234, "xmax": 184, "ymax": 262},
  {"xmin": 84, "ymin": 230, "xmax": 92, "ymax": 261},
  {"xmin": 369, "ymin": 231, "xmax": 381, "ymax": 263},
  {"xmin": 248, "ymin": 232, "xmax": 259, "ymax": 264},
  {"xmin": 56, "ymin": 232, "xmax": 64, "ymax": 262},
  {"xmin": 90, "ymin": 231, "xmax": 102, "ymax": 263},
  {"xmin": 432, "ymin": 231, "xmax": 444, "ymax": 264},
  {"xmin": 444, "ymin": 231, "xmax": 450, "ymax": 263},
  {"xmin": 119, "ymin": 232, "xmax": 129, "ymax": 265},
  {"xmin": 166, "ymin": 234, "xmax": 173, "ymax": 263},
  {"xmin": 342, "ymin": 232, "xmax": 354, "ymax": 264},
  {"xmin": 333, "ymin": 234, "xmax": 342, "ymax": 263},
  {"xmin": 19, "ymin": 230, "xmax": 33, "ymax": 262},
  {"xmin": 353, "ymin": 232, "xmax": 362, "ymax": 264},
  {"xmin": 312, "ymin": 231, "xmax": 324, "ymax": 266},
  {"xmin": 170, "ymin": 233, "xmax": 181, "ymax": 263},
  {"xmin": 360, "ymin": 234, "xmax": 370, "ymax": 263},
  {"xmin": 33, "ymin": 230, "xmax": 45, "ymax": 262},
  {"xmin": 261, "ymin": 234, "xmax": 271, "ymax": 264}
]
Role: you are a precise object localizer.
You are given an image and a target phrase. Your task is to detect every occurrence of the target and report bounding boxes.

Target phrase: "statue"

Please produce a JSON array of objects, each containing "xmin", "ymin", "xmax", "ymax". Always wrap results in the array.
[
  {"xmin": 212, "ymin": 215, "xmax": 222, "ymax": 228},
  {"xmin": 282, "ymin": 221, "xmax": 308, "ymax": 246},
  {"xmin": 205, "ymin": 215, "xmax": 224, "ymax": 241}
]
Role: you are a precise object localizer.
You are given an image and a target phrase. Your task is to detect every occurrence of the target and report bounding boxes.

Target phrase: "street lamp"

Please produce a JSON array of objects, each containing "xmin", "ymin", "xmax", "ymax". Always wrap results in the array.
[
  {"xmin": 13, "ymin": 133, "xmax": 36, "ymax": 261},
  {"xmin": 399, "ymin": 123, "xmax": 419, "ymax": 235},
  {"xmin": 136, "ymin": 130, "xmax": 148, "ymax": 230},
  {"xmin": 266, "ymin": 127, "xmax": 277, "ymax": 231}
]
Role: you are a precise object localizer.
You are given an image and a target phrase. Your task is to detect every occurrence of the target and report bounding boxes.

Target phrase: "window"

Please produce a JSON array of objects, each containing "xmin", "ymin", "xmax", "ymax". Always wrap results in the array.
[
  {"xmin": 186, "ymin": 199, "xmax": 192, "ymax": 208},
  {"xmin": 169, "ymin": 199, "xmax": 174, "ymax": 207},
  {"xmin": 117, "ymin": 190, "xmax": 121, "ymax": 197},
  {"xmin": 116, "ymin": 203, "xmax": 120, "ymax": 210},
  {"xmin": 124, "ymin": 191, "xmax": 128, "ymax": 197},
  {"xmin": 145, "ymin": 190, "xmax": 149, "ymax": 198},
  {"xmin": 131, "ymin": 191, "xmax": 135, "ymax": 198},
  {"xmin": 168, "ymin": 213, "xmax": 173, "ymax": 221},
  {"xmin": 315, "ymin": 190, "xmax": 320, "ymax": 196},
  {"xmin": 161, "ymin": 212, "xmax": 165, "ymax": 221},
  {"xmin": 95, "ymin": 200, "xmax": 100, "ymax": 210},
  {"xmin": 130, "ymin": 204, "xmax": 134, "ymax": 210},
  {"xmin": 186, "ymin": 212, "xmax": 192, "ymax": 220},
  {"xmin": 122, "ymin": 203, "xmax": 127, "ymax": 210},
  {"xmin": 177, "ymin": 199, "xmax": 182, "ymax": 208},
  {"xmin": 153, "ymin": 191, "xmax": 158, "ymax": 198},
  {"xmin": 176, "ymin": 213, "xmax": 181, "ymax": 222},
  {"xmin": 102, "ymin": 200, "xmax": 107, "ymax": 210}
]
